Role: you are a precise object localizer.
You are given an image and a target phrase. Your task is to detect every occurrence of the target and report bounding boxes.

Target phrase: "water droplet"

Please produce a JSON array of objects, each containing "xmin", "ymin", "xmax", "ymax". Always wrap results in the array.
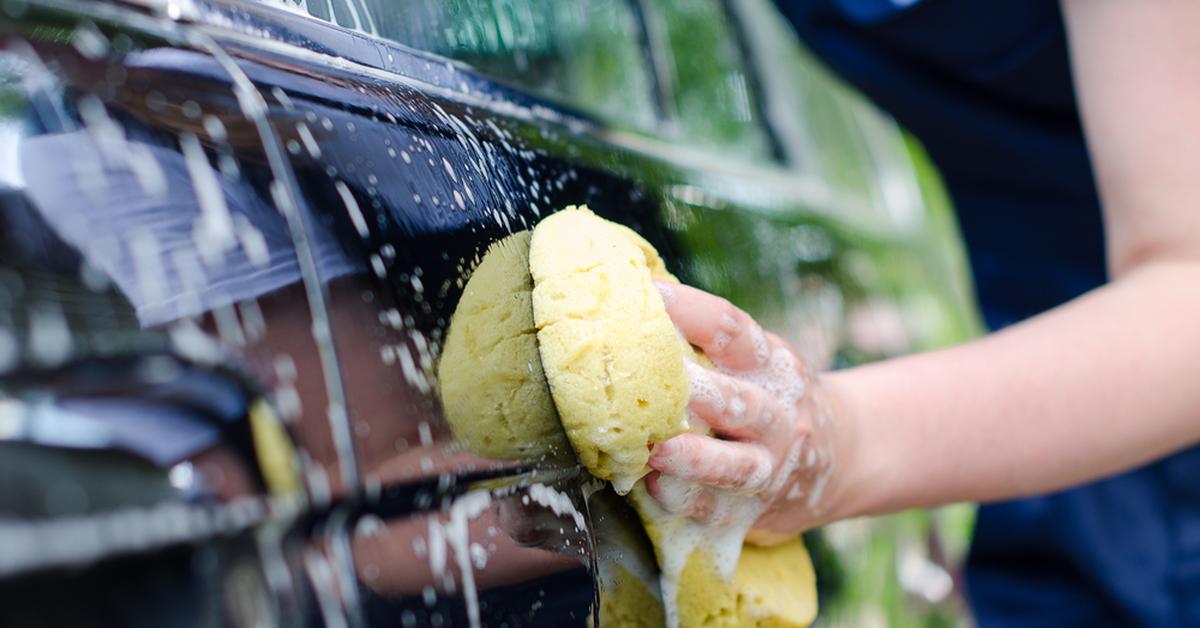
[
  {"xmin": 181, "ymin": 100, "xmax": 201, "ymax": 119},
  {"xmin": 295, "ymin": 123, "xmax": 322, "ymax": 158}
]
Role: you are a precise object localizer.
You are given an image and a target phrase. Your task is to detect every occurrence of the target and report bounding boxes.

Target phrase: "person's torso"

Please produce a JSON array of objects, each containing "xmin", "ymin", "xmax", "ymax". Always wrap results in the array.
[{"xmin": 774, "ymin": 1, "xmax": 1200, "ymax": 625}]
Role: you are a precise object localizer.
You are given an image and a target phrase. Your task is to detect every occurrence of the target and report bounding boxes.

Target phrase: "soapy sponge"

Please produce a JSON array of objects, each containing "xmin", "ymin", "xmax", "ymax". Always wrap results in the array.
[
  {"xmin": 529, "ymin": 207, "xmax": 690, "ymax": 493},
  {"xmin": 530, "ymin": 207, "xmax": 816, "ymax": 627},
  {"xmin": 630, "ymin": 486, "xmax": 817, "ymax": 628},
  {"xmin": 438, "ymin": 206, "xmax": 817, "ymax": 627}
]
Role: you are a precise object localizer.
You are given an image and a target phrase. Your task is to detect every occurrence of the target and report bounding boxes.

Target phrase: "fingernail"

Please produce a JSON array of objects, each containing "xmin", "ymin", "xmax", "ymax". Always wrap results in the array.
[
  {"xmin": 644, "ymin": 471, "xmax": 661, "ymax": 496},
  {"xmin": 647, "ymin": 441, "xmax": 671, "ymax": 469},
  {"xmin": 749, "ymin": 324, "xmax": 770, "ymax": 366},
  {"xmin": 654, "ymin": 280, "xmax": 676, "ymax": 305}
]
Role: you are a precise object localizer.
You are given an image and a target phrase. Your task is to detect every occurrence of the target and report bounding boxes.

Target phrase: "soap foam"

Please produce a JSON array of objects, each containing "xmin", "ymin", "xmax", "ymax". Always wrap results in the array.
[
  {"xmin": 686, "ymin": 362, "xmax": 726, "ymax": 414},
  {"xmin": 634, "ymin": 481, "xmax": 765, "ymax": 628},
  {"xmin": 526, "ymin": 482, "xmax": 587, "ymax": 532}
]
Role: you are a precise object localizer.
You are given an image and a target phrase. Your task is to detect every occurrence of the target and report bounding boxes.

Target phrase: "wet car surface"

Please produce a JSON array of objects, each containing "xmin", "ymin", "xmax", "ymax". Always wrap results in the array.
[{"xmin": 0, "ymin": 0, "xmax": 979, "ymax": 626}]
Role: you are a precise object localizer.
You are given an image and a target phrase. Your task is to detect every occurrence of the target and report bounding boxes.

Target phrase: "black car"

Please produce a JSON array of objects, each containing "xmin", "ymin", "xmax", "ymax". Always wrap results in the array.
[{"xmin": 0, "ymin": 0, "xmax": 978, "ymax": 626}]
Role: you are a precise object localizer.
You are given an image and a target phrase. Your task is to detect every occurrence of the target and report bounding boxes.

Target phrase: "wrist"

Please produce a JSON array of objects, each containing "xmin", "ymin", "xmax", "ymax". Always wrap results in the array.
[
  {"xmin": 751, "ymin": 367, "xmax": 891, "ymax": 538},
  {"xmin": 816, "ymin": 368, "xmax": 891, "ymax": 524}
]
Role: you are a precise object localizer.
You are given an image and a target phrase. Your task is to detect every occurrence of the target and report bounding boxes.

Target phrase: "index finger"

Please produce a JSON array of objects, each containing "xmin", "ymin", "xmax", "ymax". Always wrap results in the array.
[
  {"xmin": 648, "ymin": 433, "xmax": 773, "ymax": 493},
  {"xmin": 656, "ymin": 281, "xmax": 770, "ymax": 371}
]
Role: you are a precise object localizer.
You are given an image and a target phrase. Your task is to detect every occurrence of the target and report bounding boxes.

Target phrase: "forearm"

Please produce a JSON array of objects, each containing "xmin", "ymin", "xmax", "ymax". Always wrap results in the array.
[
  {"xmin": 827, "ymin": 259, "xmax": 1200, "ymax": 520},
  {"xmin": 647, "ymin": 0, "xmax": 1200, "ymax": 537}
]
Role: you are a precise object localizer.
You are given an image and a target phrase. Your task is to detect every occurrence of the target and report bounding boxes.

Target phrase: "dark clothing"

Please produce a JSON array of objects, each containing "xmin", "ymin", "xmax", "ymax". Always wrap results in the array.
[{"xmin": 775, "ymin": 1, "xmax": 1200, "ymax": 625}]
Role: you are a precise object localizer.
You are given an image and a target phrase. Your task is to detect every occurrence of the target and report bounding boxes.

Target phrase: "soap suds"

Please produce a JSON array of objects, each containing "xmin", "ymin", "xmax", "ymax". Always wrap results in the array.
[
  {"xmin": 517, "ymin": 208, "xmax": 820, "ymax": 626},
  {"xmin": 611, "ymin": 473, "xmax": 640, "ymax": 496},
  {"xmin": 444, "ymin": 491, "xmax": 492, "ymax": 628},
  {"xmin": 633, "ymin": 482, "xmax": 765, "ymax": 628},
  {"xmin": 526, "ymin": 482, "xmax": 586, "ymax": 532},
  {"xmin": 749, "ymin": 325, "xmax": 770, "ymax": 367},
  {"xmin": 686, "ymin": 362, "xmax": 726, "ymax": 413}
]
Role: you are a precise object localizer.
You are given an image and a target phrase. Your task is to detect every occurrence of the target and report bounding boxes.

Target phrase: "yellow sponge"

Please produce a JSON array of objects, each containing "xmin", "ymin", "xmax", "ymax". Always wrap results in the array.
[
  {"xmin": 529, "ymin": 206, "xmax": 690, "ymax": 493},
  {"xmin": 588, "ymin": 488, "xmax": 668, "ymax": 628},
  {"xmin": 733, "ymin": 540, "xmax": 819, "ymax": 627},
  {"xmin": 438, "ymin": 230, "xmax": 571, "ymax": 461},
  {"xmin": 531, "ymin": 207, "xmax": 816, "ymax": 627},
  {"xmin": 438, "ymin": 206, "xmax": 818, "ymax": 627}
]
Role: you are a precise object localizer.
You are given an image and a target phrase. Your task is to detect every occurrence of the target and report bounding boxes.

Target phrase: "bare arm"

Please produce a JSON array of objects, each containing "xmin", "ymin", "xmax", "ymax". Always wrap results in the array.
[
  {"xmin": 829, "ymin": 0, "xmax": 1200, "ymax": 519},
  {"xmin": 649, "ymin": 0, "xmax": 1200, "ymax": 535}
]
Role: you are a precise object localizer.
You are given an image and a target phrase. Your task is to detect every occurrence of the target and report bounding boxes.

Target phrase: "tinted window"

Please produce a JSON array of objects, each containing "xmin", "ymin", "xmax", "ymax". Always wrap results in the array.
[
  {"xmin": 645, "ymin": 0, "xmax": 776, "ymax": 163},
  {"xmin": 272, "ymin": 0, "xmax": 658, "ymax": 131}
]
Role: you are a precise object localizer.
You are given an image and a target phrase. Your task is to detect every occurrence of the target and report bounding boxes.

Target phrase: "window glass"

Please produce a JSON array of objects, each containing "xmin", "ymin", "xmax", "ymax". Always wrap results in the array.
[
  {"xmin": 727, "ymin": 0, "xmax": 902, "ymax": 213},
  {"xmin": 645, "ymin": 0, "xmax": 776, "ymax": 163},
  {"xmin": 271, "ymin": 0, "xmax": 657, "ymax": 131}
]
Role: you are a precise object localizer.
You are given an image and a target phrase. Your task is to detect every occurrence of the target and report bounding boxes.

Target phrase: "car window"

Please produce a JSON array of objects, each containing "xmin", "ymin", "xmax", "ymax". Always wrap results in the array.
[
  {"xmin": 271, "ymin": 0, "xmax": 658, "ymax": 132},
  {"xmin": 643, "ymin": 0, "xmax": 778, "ymax": 164},
  {"xmin": 728, "ymin": 0, "xmax": 910, "ymax": 217}
]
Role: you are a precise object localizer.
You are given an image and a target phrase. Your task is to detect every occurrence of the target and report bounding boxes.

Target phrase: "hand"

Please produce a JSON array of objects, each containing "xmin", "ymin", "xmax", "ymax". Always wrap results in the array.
[{"xmin": 646, "ymin": 282, "xmax": 839, "ymax": 542}]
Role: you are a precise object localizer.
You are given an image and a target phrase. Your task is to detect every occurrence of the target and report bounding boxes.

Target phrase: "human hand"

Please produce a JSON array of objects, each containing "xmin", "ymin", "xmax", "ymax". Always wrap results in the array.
[{"xmin": 646, "ymin": 282, "xmax": 840, "ymax": 543}]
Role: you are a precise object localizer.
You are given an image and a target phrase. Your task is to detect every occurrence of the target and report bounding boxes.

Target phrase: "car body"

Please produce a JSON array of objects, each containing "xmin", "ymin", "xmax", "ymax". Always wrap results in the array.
[{"xmin": 0, "ymin": 0, "xmax": 978, "ymax": 626}]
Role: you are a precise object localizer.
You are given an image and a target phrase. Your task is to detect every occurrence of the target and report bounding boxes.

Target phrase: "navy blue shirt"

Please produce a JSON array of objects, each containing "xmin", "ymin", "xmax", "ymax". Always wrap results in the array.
[{"xmin": 775, "ymin": 1, "xmax": 1200, "ymax": 625}]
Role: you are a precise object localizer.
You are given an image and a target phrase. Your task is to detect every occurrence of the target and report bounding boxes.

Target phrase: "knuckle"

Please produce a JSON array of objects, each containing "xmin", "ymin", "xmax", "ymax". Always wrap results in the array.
[
  {"xmin": 758, "ymin": 409, "xmax": 779, "ymax": 436},
  {"xmin": 709, "ymin": 302, "xmax": 748, "ymax": 345},
  {"xmin": 737, "ymin": 454, "xmax": 772, "ymax": 491},
  {"xmin": 716, "ymin": 299, "xmax": 742, "ymax": 326}
]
